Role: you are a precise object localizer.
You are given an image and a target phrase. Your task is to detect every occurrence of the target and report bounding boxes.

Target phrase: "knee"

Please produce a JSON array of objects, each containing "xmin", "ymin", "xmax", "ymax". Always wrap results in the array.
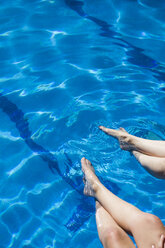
[
  {"xmin": 134, "ymin": 212, "xmax": 163, "ymax": 230},
  {"xmin": 143, "ymin": 213, "xmax": 162, "ymax": 226},
  {"xmin": 101, "ymin": 227, "xmax": 123, "ymax": 246}
]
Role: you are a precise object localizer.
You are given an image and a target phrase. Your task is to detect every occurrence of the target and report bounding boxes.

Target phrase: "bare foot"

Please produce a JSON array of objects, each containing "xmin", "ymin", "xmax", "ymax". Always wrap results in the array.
[
  {"xmin": 81, "ymin": 157, "xmax": 100, "ymax": 197},
  {"xmin": 99, "ymin": 126, "xmax": 135, "ymax": 151}
]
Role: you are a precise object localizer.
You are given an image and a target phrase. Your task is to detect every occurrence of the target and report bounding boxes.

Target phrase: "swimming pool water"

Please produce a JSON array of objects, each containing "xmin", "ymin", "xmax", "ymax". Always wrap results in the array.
[{"xmin": 0, "ymin": 0, "xmax": 165, "ymax": 247}]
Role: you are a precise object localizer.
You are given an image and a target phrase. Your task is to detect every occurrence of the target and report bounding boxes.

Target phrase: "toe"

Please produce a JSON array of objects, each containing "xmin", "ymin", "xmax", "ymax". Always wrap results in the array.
[
  {"xmin": 81, "ymin": 157, "xmax": 86, "ymax": 163},
  {"xmin": 81, "ymin": 157, "xmax": 86, "ymax": 166},
  {"xmin": 99, "ymin": 125, "xmax": 119, "ymax": 137},
  {"xmin": 119, "ymin": 127, "xmax": 125, "ymax": 131},
  {"xmin": 99, "ymin": 125, "xmax": 110, "ymax": 133},
  {"xmin": 119, "ymin": 127, "xmax": 128, "ymax": 133},
  {"xmin": 86, "ymin": 160, "xmax": 95, "ymax": 172},
  {"xmin": 86, "ymin": 159, "xmax": 91, "ymax": 166}
]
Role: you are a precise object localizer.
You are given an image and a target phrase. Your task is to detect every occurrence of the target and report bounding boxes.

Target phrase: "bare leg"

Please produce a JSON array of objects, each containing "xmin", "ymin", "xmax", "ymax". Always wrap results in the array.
[
  {"xmin": 81, "ymin": 158, "xmax": 165, "ymax": 248},
  {"xmin": 99, "ymin": 126, "xmax": 165, "ymax": 178},
  {"xmin": 133, "ymin": 151, "xmax": 165, "ymax": 179},
  {"xmin": 99, "ymin": 126, "xmax": 165, "ymax": 157},
  {"xmin": 95, "ymin": 201, "xmax": 135, "ymax": 248}
]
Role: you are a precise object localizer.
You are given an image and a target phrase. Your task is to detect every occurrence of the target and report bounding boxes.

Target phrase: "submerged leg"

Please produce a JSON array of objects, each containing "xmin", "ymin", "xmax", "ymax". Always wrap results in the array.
[
  {"xmin": 81, "ymin": 157, "xmax": 165, "ymax": 248},
  {"xmin": 95, "ymin": 201, "xmax": 135, "ymax": 248},
  {"xmin": 99, "ymin": 125, "xmax": 165, "ymax": 157}
]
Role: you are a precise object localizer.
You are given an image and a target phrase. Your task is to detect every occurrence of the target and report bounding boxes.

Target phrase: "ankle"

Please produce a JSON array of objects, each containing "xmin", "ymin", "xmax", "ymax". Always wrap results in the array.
[
  {"xmin": 132, "ymin": 136, "xmax": 141, "ymax": 150},
  {"xmin": 93, "ymin": 181, "xmax": 103, "ymax": 197},
  {"xmin": 126, "ymin": 135, "xmax": 137, "ymax": 148}
]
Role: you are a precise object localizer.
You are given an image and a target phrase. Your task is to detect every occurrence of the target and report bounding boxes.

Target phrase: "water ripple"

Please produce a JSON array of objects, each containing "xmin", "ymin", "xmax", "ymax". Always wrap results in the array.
[{"xmin": 0, "ymin": 0, "xmax": 165, "ymax": 247}]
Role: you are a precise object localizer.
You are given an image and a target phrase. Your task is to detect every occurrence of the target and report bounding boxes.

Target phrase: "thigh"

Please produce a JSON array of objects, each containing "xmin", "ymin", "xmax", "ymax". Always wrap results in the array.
[{"xmin": 96, "ymin": 202, "xmax": 135, "ymax": 248}]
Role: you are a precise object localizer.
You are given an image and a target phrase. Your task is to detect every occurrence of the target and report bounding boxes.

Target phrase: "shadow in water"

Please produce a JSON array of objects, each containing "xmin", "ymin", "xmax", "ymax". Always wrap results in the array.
[
  {"xmin": 65, "ymin": 0, "xmax": 163, "ymax": 72},
  {"xmin": 0, "ymin": 92, "xmax": 119, "ymax": 233}
]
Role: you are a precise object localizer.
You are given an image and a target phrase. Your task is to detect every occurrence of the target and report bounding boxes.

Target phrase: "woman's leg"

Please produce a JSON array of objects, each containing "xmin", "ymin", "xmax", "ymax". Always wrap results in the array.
[
  {"xmin": 95, "ymin": 201, "xmax": 135, "ymax": 248},
  {"xmin": 81, "ymin": 158, "xmax": 165, "ymax": 248},
  {"xmin": 132, "ymin": 151, "xmax": 165, "ymax": 179},
  {"xmin": 99, "ymin": 126, "xmax": 165, "ymax": 178},
  {"xmin": 99, "ymin": 126, "xmax": 165, "ymax": 157}
]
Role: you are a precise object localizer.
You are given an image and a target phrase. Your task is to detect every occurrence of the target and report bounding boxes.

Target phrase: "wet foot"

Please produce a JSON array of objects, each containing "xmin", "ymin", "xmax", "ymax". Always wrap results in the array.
[
  {"xmin": 81, "ymin": 157, "xmax": 100, "ymax": 197},
  {"xmin": 99, "ymin": 126, "xmax": 135, "ymax": 151}
]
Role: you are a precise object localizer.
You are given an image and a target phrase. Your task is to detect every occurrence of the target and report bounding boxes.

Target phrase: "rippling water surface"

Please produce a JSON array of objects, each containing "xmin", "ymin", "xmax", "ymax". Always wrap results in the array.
[{"xmin": 0, "ymin": 0, "xmax": 165, "ymax": 247}]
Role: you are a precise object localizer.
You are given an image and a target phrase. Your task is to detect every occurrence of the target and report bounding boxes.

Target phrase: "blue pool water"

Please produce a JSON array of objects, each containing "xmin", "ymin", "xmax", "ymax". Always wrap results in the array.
[{"xmin": 0, "ymin": 0, "xmax": 165, "ymax": 247}]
